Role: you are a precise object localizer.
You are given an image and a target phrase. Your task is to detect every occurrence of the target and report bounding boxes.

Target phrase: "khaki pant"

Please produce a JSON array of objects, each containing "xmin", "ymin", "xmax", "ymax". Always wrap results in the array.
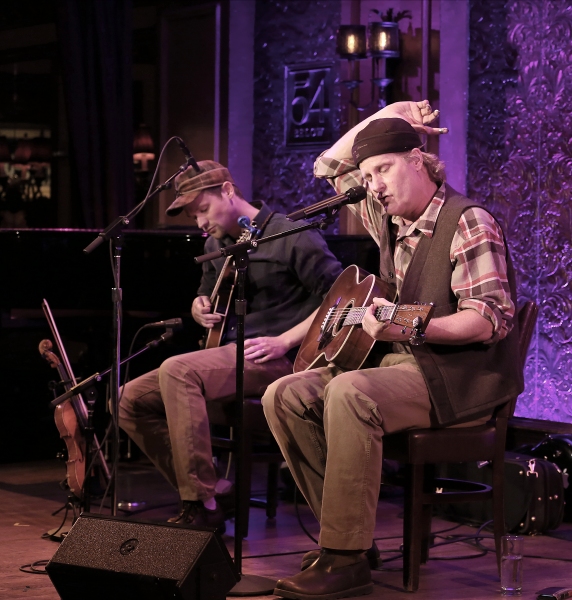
[
  {"xmin": 262, "ymin": 353, "xmax": 487, "ymax": 551},
  {"xmin": 118, "ymin": 343, "xmax": 293, "ymax": 501}
]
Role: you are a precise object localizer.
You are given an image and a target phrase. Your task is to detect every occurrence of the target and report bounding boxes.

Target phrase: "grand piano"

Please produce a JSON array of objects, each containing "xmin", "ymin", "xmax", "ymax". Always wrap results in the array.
[{"xmin": 0, "ymin": 228, "xmax": 379, "ymax": 464}]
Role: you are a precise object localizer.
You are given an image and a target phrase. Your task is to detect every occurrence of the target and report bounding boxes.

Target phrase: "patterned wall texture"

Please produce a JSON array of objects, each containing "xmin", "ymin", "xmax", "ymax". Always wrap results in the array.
[
  {"xmin": 468, "ymin": 0, "xmax": 572, "ymax": 421},
  {"xmin": 252, "ymin": 0, "xmax": 572, "ymax": 422},
  {"xmin": 252, "ymin": 0, "xmax": 342, "ymax": 227}
]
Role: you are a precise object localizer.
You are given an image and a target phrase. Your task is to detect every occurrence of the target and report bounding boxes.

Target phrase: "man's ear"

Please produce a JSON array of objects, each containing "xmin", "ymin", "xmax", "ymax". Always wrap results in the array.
[
  {"xmin": 409, "ymin": 148, "xmax": 424, "ymax": 170},
  {"xmin": 221, "ymin": 180, "xmax": 234, "ymax": 199}
]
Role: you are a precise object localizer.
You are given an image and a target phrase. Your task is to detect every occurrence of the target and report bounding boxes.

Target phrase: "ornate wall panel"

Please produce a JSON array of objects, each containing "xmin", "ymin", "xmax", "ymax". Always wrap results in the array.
[
  {"xmin": 253, "ymin": 0, "xmax": 342, "ymax": 226},
  {"xmin": 468, "ymin": 0, "xmax": 572, "ymax": 421}
]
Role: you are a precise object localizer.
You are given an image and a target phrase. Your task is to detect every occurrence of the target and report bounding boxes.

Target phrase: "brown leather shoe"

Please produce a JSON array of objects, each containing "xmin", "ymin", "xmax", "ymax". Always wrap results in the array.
[
  {"xmin": 275, "ymin": 549, "xmax": 373, "ymax": 600},
  {"xmin": 168, "ymin": 501, "xmax": 226, "ymax": 534},
  {"xmin": 300, "ymin": 542, "xmax": 381, "ymax": 571}
]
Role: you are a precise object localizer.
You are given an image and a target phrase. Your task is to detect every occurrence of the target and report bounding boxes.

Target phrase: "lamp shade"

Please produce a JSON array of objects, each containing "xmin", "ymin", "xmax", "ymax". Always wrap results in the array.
[
  {"xmin": 336, "ymin": 25, "xmax": 367, "ymax": 59},
  {"xmin": 133, "ymin": 124, "xmax": 155, "ymax": 172},
  {"xmin": 369, "ymin": 21, "xmax": 400, "ymax": 58},
  {"xmin": 133, "ymin": 124, "xmax": 155, "ymax": 155}
]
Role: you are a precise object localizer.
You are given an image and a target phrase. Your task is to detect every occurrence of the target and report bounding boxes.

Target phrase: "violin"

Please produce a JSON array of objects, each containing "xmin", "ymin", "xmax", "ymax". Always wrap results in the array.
[{"xmin": 39, "ymin": 339, "xmax": 109, "ymax": 498}]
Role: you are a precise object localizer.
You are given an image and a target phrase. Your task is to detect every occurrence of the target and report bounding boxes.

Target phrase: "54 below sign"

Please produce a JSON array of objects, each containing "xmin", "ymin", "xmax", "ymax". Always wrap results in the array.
[{"xmin": 284, "ymin": 62, "xmax": 334, "ymax": 149}]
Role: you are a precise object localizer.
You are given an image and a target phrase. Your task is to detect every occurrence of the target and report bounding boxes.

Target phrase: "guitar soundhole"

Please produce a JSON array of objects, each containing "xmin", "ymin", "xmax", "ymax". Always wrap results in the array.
[{"xmin": 331, "ymin": 301, "xmax": 353, "ymax": 336}]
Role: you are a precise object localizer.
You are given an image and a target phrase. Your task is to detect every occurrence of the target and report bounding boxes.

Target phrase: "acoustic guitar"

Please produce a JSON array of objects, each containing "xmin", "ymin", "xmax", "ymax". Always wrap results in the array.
[{"xmin": 294, "ymin": 264, "xmax": 434, "ymax": 373}]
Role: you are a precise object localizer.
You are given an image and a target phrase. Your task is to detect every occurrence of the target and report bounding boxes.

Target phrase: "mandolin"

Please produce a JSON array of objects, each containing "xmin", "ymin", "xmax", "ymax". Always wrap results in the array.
[
  {"xmin": 203, "ymin": 229, "xmax": 252, "ymax": 349},
  {"xmin": 294, "ymin": 264, "xmax": 434, "ymax": 373}
]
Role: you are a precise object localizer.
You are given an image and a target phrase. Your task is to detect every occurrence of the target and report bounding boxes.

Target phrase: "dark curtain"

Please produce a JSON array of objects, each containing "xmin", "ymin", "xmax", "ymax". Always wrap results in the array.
[{"xmin": 56, "ymin": 0, "xmax": 133, "ymax": 227}]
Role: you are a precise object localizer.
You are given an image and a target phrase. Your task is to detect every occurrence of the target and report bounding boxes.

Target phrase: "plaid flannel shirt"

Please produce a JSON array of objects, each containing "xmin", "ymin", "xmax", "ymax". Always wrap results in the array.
[{"xmin": 314, "ymin": 152, "xmax": 514, "ymax": 341}]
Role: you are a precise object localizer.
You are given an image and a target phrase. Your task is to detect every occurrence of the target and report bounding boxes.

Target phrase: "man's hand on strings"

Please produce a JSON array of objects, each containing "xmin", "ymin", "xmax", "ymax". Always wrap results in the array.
[
  {"xmin": 362, "ymin": 297, "xmax": 410, "ymax": 342},
  {"xmin": 192, "ymin": 296, "xmax": 222, "ymax": 328}
]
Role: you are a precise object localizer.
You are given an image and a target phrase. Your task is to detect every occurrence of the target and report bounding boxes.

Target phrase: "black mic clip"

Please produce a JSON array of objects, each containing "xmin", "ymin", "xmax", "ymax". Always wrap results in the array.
[{"xmin": 145, "ymin": 329, "xmax": 175, "ymax": 348}]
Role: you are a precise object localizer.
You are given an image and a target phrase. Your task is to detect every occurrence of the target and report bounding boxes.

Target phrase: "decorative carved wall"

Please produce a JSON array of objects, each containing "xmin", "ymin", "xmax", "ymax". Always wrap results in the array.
[
  {"xmin": 468, "ymin": 0, "xmax": 572, "ymax": 421},
  {"xmin": 253, "ymin": 0, "xmax": 342, "ymax": 227}
]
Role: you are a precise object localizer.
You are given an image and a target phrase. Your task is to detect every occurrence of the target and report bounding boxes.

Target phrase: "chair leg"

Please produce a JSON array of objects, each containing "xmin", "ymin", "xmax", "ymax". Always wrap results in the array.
[
  {"xmin": 403, "ymin": 463, "xmax": 424, "ymax": 592},
  {"xmin": 420, "ymin": 464, "xmax": 435, "ymax": 564},
  {"xmin": 492, "ymin": 457, "xmax": 506, "ymax": 575},
  {"xmin": 266, "ymin": 462, "xmax": 279, "ymax": 519}
]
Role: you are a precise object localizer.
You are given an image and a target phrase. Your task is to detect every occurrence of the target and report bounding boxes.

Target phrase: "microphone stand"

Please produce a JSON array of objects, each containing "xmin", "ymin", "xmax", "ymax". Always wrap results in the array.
[
  {"xmin": 194, "ymin": 211, "xmax": 336, "ymax": 596},
  {"xmin": 84, "ymin": 159, "xmax": 194, "ymax": 516}
]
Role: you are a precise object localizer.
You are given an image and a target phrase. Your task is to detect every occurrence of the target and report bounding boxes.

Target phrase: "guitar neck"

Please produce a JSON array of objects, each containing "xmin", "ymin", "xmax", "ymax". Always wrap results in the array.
[{"xmin": 343, "ymin": 305, "xmax": 396, "ymax": 327}]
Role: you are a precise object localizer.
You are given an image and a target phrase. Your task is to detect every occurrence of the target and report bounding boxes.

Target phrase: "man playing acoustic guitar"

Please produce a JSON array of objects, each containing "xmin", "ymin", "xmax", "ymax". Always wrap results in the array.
[
  {"xmin": 262, "ymin": 100, "xmax": 523, "ymax": 600},
  {"xmin": 118, "ymin": 160, "xmax": 342, "ymax": 531}
]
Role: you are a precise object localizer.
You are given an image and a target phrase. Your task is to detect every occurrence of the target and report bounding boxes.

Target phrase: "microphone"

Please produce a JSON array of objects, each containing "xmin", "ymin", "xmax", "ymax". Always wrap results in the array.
[
  {"xmin": 142, "ymin": 318, "xmax": 183, "ymax": 330},
  {"xmin": 238, "ymin": 215, "xmax": 261, "ymax": 237},
  {"xmin": 175, "ymin": 137, "xmax": 201, "ymax": 172},
  {"xmin": 287, "ymin": 186, "xmax": 367, "ymax": 221}
]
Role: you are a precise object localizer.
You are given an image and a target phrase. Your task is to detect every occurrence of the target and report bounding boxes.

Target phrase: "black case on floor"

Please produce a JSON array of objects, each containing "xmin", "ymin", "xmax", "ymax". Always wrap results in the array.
[
  {"xmin": 437, "ymin": 451, "xmax": 565, "ymax": 535},
  {"xmin": 514, "ymin": 434, "xmax": 572, "ymax": 521}
]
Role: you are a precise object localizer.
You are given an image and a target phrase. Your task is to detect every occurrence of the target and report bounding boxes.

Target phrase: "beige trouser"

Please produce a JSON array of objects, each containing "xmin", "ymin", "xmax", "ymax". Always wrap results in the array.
[
  {"xmin": 263, "ymin": 353, "xmax": 486, "ymax": 551},
  {"xmin": 118, "ymin": 343, "xmax": 293, "ymax": 502}
]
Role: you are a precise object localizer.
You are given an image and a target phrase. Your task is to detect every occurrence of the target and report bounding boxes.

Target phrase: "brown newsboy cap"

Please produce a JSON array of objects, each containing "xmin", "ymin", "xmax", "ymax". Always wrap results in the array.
[
  {"xmin": 165, "ymin": 160, "xmax": 235, "ymax": 217},
  {"xmin": 351, "ymin": 118, "xmax": 423, "ymax": 166}
]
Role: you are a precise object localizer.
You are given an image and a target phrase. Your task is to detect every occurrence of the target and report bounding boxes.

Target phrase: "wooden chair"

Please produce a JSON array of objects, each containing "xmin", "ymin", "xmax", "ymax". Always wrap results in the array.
[
  {"xmin": 206, "ymin": 396, "xmax": 283, "ymax": 538},
  {"xmin": 382, "ymin": 301, "xmax": 538, "ymax": 591}
]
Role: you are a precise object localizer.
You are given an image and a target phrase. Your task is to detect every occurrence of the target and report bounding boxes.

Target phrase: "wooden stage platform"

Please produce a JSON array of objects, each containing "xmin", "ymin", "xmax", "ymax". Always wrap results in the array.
[{"xmin": 1, "ymin": 458, "xmax": 571, "ymax": 599}]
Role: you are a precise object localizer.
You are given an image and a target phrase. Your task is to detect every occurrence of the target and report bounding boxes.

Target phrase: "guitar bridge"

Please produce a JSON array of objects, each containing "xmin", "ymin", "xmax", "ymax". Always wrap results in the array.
[{"xmin": 317, "ymin": 297, "xmax": 341, "ymax": 349}]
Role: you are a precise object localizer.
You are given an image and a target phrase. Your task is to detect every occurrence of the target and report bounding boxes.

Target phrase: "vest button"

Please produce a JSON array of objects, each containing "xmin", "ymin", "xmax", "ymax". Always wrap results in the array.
[{"xmin": 389, "ymin": 272, "xmax": 394, "ymax": 278}]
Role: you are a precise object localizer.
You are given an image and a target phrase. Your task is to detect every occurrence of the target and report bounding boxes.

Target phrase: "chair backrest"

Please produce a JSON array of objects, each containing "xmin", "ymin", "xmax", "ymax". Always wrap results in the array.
[
  {"xmin": 517, "ymin": 301, "xmax": 538, "ymax": 374},
  {"xmin": 502, "ymin": 301, "xmax": 538, "ymax": 419}
]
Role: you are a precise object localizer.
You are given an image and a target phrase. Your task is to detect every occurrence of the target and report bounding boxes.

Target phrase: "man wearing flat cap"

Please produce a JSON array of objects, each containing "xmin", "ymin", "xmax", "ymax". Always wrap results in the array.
[
  {"xmin": 262, "ymin": 100, "xmax": 522, "ymax": 599},
  {"xmin": 119, "ymin": 160, "xmax": 342, "ymax": 531}
]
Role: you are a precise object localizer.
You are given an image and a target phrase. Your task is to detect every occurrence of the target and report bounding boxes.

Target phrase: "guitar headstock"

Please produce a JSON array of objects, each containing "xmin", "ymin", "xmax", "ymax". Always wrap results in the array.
[
  {"xmin": 390, "ymin": 304, "xmax": 434, "ymax": 332},
  {"xmin": 39, "ymin": 339, "xmax": 61, "ymax": 369}
]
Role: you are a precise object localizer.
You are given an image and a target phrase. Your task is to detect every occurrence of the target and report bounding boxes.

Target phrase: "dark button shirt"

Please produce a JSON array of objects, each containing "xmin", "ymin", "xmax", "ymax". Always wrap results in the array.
[{"xmin": 197, "ymin": 201, "xmax": 343, "ymax": 348}]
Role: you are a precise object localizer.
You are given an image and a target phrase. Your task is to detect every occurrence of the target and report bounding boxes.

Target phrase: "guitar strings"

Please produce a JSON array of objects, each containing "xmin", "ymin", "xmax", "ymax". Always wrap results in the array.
[{"xmin": 322, "ymin": 307, "xmax": 393, "ymax": 319}]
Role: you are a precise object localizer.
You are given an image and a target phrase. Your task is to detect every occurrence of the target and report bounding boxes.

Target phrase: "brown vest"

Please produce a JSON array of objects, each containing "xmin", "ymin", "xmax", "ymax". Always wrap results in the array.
[{"xmin": 378, "ymin": 184, "xmax": 523, "ymax": 425}]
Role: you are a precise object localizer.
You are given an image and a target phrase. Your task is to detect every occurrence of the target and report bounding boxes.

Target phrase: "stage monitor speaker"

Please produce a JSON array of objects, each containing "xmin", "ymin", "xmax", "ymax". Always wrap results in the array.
[{"xmin": 45, "ymin": 513, "xmax": 239, "ymax": 600}]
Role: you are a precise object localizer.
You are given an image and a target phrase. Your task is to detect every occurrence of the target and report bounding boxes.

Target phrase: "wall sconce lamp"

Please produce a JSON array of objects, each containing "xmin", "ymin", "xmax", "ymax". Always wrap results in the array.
[
  {"xmin": 336, "ymin": 10, "xmax": 408, "ymax": 110},
  {"xmin": 133, "ymin": 124, "xmax": 155, "ymax": 172}
]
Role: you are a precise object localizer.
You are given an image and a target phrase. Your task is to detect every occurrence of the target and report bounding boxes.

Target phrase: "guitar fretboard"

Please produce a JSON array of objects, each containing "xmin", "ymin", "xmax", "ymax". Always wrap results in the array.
[
  {"xmin": 328, "ymin": 306, "xmax": 397, "ymax": 327},
  {"xmin": 342, "ymin": 305, "xmax": 395, "ymax": 326}
]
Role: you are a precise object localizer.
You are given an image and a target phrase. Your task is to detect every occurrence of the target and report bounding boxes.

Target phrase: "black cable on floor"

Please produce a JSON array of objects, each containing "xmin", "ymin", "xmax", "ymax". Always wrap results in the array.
[{"xmin": 19, "ymin": 559, "xmax": 49, "ymax": 575}]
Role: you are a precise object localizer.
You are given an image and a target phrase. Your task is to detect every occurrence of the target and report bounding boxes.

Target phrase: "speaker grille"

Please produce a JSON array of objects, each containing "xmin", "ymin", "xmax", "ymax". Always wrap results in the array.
[{"xmin": 51, "ymin": 518, "xmax": 212, "ymax": 580}]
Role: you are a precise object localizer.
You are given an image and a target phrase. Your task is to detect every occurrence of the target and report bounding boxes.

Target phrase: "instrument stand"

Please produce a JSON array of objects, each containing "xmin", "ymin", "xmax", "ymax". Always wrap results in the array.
[
  {"xmin": 44, "ymin": 493, "xmax": 82, "ymax": 542},
  {"xmin": 195, "ymin": 213, "xmax": 335, "ymax": 597},
  {"xmin": 81, "ymin": 383, "xmax": 98, "ymax": 513},
  {"xmin": 49, "ymin": 331, "xmax": 178, "ymax": 515}
]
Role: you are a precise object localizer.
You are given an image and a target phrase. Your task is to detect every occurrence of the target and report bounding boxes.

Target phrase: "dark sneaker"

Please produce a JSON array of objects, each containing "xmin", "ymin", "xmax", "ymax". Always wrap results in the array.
[{"xmin": 168, "ymin": 501, "xmax": 226, "ymax": 534}]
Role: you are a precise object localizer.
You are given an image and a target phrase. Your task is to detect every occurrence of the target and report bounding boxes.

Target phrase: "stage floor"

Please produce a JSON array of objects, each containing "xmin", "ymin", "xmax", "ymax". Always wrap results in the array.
[{"xmin": 1, "ymin": 458, "xmax": 571, "ymax": 599}]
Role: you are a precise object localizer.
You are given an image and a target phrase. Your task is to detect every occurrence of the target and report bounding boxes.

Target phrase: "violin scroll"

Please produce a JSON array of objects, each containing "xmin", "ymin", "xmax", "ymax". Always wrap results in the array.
[{"xmin": 39, "ymin": 339, "xmax": 61, "ymax": 369}]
